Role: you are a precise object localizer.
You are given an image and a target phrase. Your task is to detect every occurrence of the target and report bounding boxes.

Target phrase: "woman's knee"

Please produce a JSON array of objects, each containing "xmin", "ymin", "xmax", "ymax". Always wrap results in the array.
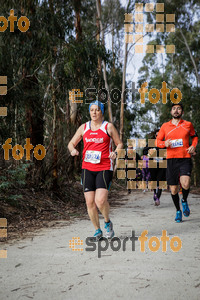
[
  {"xmin": 84, "ymin": 192, "xmax": 96, "ymax": 209},
  {"xmin": 85, "ymin": 198, "xmax": 96, "ymax": 208},
  {"xmin": 95, "ymin": 197, "xmax": 107, "ymax": 208}
]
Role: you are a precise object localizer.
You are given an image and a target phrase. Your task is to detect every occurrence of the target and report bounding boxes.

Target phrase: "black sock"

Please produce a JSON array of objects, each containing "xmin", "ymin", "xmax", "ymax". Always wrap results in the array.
[
  {"xmin": 105, "ymin": 220, "xmax": 110, "ymax": 224},
  {"xmin": 157, "ymin": 189, "xmax": 162, "ymax": 199},
  {"xmin": 171, "ymin": 193, "xmax": 180, "ymax": 211},
  {"xmin": 182, "ymin": 188, "xmax": 190, "ymax": 202}
]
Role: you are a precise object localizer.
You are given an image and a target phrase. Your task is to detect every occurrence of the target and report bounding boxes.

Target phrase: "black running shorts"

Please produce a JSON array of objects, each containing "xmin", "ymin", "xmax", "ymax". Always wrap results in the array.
[
  {"xmin": 150, "ymin": 167, "xmax": 166, "ymax": 182},
  {"xmin": 81, "ymin": 169, "xmax": 113, "ymax": 192},
  {"xmin": 166, "ymin": 158, "xmax": 193, "ymax": 185}
]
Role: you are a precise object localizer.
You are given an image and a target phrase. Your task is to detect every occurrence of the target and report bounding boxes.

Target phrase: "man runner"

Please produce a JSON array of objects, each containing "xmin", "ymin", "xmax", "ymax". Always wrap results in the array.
[{"xmin": 156, "ymin": 103, "xmax": 198, "ymax": 222}]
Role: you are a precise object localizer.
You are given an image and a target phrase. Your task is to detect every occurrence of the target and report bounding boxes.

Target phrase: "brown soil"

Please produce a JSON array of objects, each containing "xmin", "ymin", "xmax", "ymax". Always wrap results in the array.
[{"xmin": 0, "ymin": 181, "xmax": 127, "ymax": 241}]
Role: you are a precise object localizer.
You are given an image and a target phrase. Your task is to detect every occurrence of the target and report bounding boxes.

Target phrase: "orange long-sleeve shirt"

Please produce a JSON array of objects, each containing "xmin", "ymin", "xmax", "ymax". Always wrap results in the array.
[{"xmin": 156, "ymin": 119, "xmax": 198, "ymax": 159}]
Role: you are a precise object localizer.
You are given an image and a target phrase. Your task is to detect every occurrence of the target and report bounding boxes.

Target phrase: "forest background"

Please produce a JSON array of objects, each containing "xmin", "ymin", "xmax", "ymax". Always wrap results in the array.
[{"xmin": 0, "ymin": 0, "xmax": 200, "ymax": 233}]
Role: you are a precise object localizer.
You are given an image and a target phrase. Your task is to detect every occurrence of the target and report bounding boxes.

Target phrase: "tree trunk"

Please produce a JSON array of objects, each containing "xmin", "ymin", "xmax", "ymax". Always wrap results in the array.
[
  {"xmin": 96, "ymin": 0, "xmax": 102, "ymax": 90},
  {"xmin": 23, "ymin": 69, "xmax": 45, "ymax": 185},
  {"xmin": 120, "ymin": 42, "xmax": 128, "ymax": 141},
  {"xmin": 74, "ymin": 0, "xmax": 82, "ymax": 41},
  {"xmin": 179, "ymin": 28, "xmax": 200, "ymax": 87},
  {"xmin": 96, "ymin": 0, "xmax": 113, "ymax": 123},
  {"xmin": 69, "ymin": 0, "xmax": 82, "ymax": 125},
  {"xmin": 112, "ymin": 21, "xmax": 115, "ymax": 74},
  {"xmin": 52, "ymin": 87, "xmax": 58, "ymax": 190},
  {"xmin": 119, "ymin": 0, "xmax": 131, "ymax": 142}
]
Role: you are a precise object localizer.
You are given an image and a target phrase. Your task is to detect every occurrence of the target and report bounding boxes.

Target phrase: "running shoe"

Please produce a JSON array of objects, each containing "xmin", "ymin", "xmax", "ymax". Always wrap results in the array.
[
  {"xmin": 175, "ymin": 210, "xmax": 182, "ymax": 223},
  {"xmin": 94, "ymin": 228, "xmax": 103, "ymax": 240},
  {"xmin": 181, "ymin": 199, "xmax": 190, "ymax": 217},
  {"xmin": 155, "ymin": 199, "xmax": 160, "ymax": 206},
  {"xmin": 104, "ymin": 221, "xmax": 114, "ymax": 239}
]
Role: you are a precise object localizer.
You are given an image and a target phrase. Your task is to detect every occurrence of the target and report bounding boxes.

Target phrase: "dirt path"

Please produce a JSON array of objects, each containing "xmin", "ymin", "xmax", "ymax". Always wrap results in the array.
[{"xmin": 1, "ymin": 190, "xmax": 200, "ymax": 300}]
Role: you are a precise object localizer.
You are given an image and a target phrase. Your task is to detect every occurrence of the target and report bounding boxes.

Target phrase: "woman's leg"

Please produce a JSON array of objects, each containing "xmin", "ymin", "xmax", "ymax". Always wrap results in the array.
[
  {"xmin": 95, "ymin": 188, "xmax": 110, "ymax": 222},
  {"xmin": 84, "ymin": 191, "xmax": 100, "ymax": 230},
  {"xmin": 81, "ymin": 169, "xmax": 100, "ymax": 230},
  {"xmin": 95, "ymin": 188, "xmax": 114, "ymax": 238}
]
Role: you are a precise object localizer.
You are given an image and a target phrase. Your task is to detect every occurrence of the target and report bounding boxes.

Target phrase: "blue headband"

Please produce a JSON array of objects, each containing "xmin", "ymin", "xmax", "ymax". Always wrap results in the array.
[{"xmin": 89, "ymin": 101, "xmax": 104, "ymax": 115}]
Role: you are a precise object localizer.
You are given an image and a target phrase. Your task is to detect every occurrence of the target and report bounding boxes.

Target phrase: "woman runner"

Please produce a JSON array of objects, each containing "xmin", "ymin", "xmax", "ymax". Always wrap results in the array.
[{"xmin": 68, "ymin": 100, "xmax": 123, "ymax": 240}]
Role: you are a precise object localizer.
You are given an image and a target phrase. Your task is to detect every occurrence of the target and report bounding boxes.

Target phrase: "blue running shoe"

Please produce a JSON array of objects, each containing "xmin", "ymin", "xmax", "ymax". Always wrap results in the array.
[
  {"xmin": 104, "ymin": 221, "xmax": 114, "ymax": 239},
  {"xmin": 181, "ymin": 199, "xmax": 190, "ymax": 217},
  {"xmin": 175, "ymin": 210, "xmax": 182, "ymax": 223},
  {"xmin": 94, "ymin": 228, "xmax": 103, "ymax": 240}
]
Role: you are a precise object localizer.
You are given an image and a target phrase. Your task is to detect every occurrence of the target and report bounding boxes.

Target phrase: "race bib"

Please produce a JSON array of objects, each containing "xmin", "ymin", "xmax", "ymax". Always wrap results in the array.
[
  {"xmin": 171, "ymin": 139, "xmax": 183, "ymax": 148},
  {"xmin": 153, "ymin": 157, "xmax": 163, "ymax": 162},
  {"xmin": 84, "ymin": 150, "xmax": 101, "ymax": 164}
]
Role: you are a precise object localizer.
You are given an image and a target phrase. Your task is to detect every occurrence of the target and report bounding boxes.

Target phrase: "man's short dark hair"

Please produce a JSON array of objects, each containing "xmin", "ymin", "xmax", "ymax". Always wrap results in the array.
[{"xmin": 171, "ymin": 103, "xmax": 184, "ymax": 111}]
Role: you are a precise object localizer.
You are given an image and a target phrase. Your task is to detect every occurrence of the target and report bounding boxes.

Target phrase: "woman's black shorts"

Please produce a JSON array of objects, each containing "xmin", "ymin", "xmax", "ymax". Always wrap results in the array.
[{"xmin": 81, "ymin": 169, "xmax": 113, "ymax": 192}]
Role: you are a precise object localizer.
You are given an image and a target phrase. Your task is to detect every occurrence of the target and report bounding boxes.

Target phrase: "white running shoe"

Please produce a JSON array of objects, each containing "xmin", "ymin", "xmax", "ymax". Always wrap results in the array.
[{"xmin": 104, "ymin": 221, "xmax": 114, "ymax": 239}]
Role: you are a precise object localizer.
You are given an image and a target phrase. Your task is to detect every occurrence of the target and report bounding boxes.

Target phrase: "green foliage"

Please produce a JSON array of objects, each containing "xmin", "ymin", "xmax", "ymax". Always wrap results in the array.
[
  {"xmin": 0, "ymin": 163, "xmax": 31, "ymax": 191},
  {"xmin": 0, "ymin": 181, "xmax": 12, "ymax": 191},
  {"xmin": 0, "ymin": 163, "xmax": 28, "ymax": 206}
]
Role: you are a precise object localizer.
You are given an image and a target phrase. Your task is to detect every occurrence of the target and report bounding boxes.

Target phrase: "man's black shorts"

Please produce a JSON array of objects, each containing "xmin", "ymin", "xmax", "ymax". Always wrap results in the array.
[
  {"xmin": 81, "ymin": 169, "xmax": 113, "ymax": 192},
  {"xmin": 166, "ymin": 158, "xmax": 193, "ymax": 185}
]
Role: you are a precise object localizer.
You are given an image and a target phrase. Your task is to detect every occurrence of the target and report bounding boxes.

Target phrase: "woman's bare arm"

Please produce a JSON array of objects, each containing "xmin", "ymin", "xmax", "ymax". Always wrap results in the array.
[
  {"xmin": 107, "ymin": 123, "xmax": 123, "ymax": 159},
  {"xmin": 68, "ymin": 124, "xmax": 85, "ymax": 156}
]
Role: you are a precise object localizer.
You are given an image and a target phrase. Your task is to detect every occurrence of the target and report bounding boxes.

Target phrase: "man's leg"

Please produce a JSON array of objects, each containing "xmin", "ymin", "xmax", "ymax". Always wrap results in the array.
[
  {"xmin": 170, "ymin": 185, "xmax": 182, "ymax": 222},
  {"xmin": 180, "ymin": 175, "xmax": 190, "ymax": 195},
  {"xmin": 167, "ymin": 159, "xmax": 182, "ymax": 222},
  {"xmin": 170, "ymin": 185, "xmax": 180, "ymax": 210},
  {"xmin": 180, "ymin": 175, "xmax": 190, "ymax": 216},
  {"xmin": 84, "ymin": 191, "xmax": 100, "ymax": 230}
]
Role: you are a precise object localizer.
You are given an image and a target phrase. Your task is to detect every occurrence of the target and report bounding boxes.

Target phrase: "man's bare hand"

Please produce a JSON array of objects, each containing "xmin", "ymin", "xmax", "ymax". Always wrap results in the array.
[
  {"xmin": 165, "ymin": 139, "xmax": 172, "ymax": 147},
  {"xmin": 187, "ymin": 146, "xmax": 195, "ymax": 154}
]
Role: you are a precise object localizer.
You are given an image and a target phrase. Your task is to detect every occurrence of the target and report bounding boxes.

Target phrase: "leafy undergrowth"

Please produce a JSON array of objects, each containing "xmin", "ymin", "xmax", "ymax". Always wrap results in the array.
[
  {"xmin": 0, "ymin": 181, "xmax": 86, "ymax": 241},
  {"xmin": 0, "ymin": 180, "xmax": 126, "ymax": 241}
]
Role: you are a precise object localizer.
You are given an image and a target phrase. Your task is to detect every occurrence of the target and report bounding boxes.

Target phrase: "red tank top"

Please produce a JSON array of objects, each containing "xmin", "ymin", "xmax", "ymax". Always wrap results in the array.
[{"xmin": 82, "ymin": 121, "xmax": 113, "ymax": 171}]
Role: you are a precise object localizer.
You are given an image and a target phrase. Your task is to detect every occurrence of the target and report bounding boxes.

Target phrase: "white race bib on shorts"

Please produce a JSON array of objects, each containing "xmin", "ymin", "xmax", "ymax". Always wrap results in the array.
[
  {"xmin": 84, "ymin": 150, "xmax": 101, "ymax": 164},
  {"xmin": 170, "ymin": 139, "xmax": 183, "ymax": 148}
]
